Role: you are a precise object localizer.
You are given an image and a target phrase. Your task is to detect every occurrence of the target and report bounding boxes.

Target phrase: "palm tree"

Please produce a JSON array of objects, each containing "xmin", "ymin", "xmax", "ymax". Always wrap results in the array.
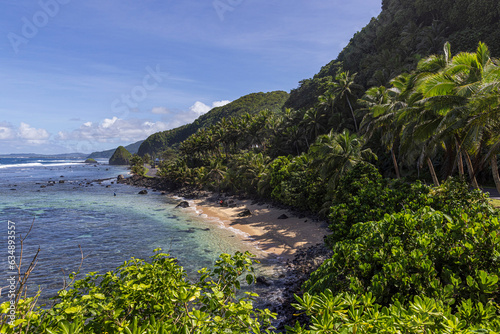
[
  {"xmin": 205, "ymin": 159, "xmax": 227, "ymax": 192},
  {"xmin": 301, "ymin": 107, "xmax": 326, "ymax": 144},
  {"xmin": 309, "ymin": 129, "xmax": 377, "ymax": 188},
  {"xmin": 359, "ymin": 85, "xmax": 402, "ymax": 178},
  {"xmin": 415, "ymin": 42, "xmax": 495, "ymax": 188},
  {"xmin": 466, "ymin": 51, "xmax": 500, "ymax": 193},
  {"xmin": 328, "ymin": 71, "xmax": 363, "ymax": 132}
]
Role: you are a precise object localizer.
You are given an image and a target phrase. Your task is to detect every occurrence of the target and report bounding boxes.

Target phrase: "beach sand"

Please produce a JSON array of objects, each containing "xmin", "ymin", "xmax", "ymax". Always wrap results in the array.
[{"xmin": 191, "ymin": 198, "xmax": 330, "ymax": 260}]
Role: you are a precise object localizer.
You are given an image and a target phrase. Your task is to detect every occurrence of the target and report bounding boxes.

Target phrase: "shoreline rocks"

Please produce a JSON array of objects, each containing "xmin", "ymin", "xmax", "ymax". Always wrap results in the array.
[
  {"xmin": 257, "ymin": 244, "xmax": 333, "ymax": 332},
  {"xmin": 175, "ymin": 201, "xmax": 190, "ymax": 208}
]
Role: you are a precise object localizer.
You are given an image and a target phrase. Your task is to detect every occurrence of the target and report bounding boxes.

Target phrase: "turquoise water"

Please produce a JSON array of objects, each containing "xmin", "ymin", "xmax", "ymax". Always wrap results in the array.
[{"xmin": 0, "ymin": 158, "xmax": 263, "ymax": 304}]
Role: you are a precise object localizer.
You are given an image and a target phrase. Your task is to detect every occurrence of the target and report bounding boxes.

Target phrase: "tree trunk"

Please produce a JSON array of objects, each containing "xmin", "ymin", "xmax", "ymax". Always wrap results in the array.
[
  {"xmin": 427, "ymin": 157, "xmax": 440, "ymax": 187},
  {"xmin": 346, "ymin": 97, "xmax": 359, "ymax": 132},
  {"xmin": 391, "ymin": 147, "xmax": 401, "ymax": 179},
  {"xmin": 457, "ymin": 150, "xmax": 464, "ymax": 178},
  {"xmin": 491, "ymin": 156, "xmax": 500, "ymax": 194},
  {"xmin": 464, "ymin": 152, "xmax": 480, "ymax": 189},
  {"xmin": 454, "ymin": 137, "xmax": 464, "ymax": 178}
]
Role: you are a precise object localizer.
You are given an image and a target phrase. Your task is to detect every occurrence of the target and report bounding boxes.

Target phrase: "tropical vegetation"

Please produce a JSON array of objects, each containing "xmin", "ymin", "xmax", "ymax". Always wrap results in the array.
[{"xmin": 5, "ymin": 0, "xmax": 500, "ymax": 331}]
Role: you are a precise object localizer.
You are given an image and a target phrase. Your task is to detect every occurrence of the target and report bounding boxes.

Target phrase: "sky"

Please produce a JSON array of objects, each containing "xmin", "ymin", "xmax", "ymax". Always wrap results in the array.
[{"xmin": 0, "ymin": 0, "xmax": 382, "ymax": 154}]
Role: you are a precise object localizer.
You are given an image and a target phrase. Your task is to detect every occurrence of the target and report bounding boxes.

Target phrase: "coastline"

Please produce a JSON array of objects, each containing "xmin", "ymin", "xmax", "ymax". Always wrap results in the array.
[{"xmin": 119, "ymin": 172, "xmax": 330, "ymax": 261}]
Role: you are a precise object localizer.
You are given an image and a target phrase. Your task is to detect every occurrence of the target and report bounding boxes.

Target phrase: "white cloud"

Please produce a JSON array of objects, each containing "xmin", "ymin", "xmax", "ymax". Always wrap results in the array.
[
  {"xmin": 17, "ymin": 122, "xmax": 50, "ymax": 141},
  {"xmin": 151, "ymin": 107, "xmax": 170, "ymax": 114},
  {"xmin": 101, "ymin": 117, "xmax": 118, "ymax": 129},
  {"xmin": 189, "ymin": 100, "xmax": 231, "ymax": 115},
  {"xmin": 0, "ymin": 123, "xmax": 15, "ymax": 140},
  {"xmin": 0, "ymin": 122, "xmax": 50, "ymax": 148},
  {"xmin": 190, "ymin": 102, "xmax": 211, "ymax": 116},
  {"xmin": 57, "ymin": 117, "xmax": 174, "ymax": 143},
  {"xmin": 212, "ymin": 100, "xmax": 231, "ymax": 108}
]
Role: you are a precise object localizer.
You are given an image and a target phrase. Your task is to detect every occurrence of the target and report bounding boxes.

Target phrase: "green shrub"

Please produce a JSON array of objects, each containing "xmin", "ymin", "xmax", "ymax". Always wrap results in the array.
[
  {"xmin": 327, "ymin": 166, "xmax": 494, "ymax": 245},
  {"xmin": 306, "ymin": 207, "xmax": 500, "ymax": 308},
  {"xmin": 288, "ymin": 290, "xmax": 500, "ymax": 333},
  {"xmin": 1, "ymin": 251, "xmax": 275, "ymax": 334},
  {"xmin": 327, "ymin": 163, "xmax": 431, "ymax": 243}
]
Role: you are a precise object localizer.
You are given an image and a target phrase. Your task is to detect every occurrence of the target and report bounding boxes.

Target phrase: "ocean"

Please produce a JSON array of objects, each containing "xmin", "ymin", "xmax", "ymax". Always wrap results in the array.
[{"xmin": 0, "ymin": 157, "xmax": 264, "ymax": 305}]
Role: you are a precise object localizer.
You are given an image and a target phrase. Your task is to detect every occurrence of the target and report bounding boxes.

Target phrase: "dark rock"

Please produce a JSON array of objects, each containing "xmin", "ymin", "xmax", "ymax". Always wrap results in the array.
[
  {"xmin": 117, "ymin": 175, "xmax": 124, "ymax": 181},
  {"xmin": 256, "ymin": 276, "xmax": 271, "ymax": 286},
  {"xmin": 277, "ymin": 214, "xmax": 289, "ymax": 220},
  {"xmin": 138, "ymin": 190, "xmax": 148, "ymax": 195},
  {"xmin": 59, "ymin": 180, "xmax": 65, "ymax": 183},
  {"xmin": 237, "ymin": 209, "xmax": 252, "ymax": 217},
  {"xmin": 175, "ymin": 201, "xmax": 190, "ymax": 208}
]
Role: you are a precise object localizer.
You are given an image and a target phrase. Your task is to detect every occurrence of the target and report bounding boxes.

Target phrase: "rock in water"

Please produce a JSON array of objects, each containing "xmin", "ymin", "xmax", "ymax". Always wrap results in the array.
[
  {"xmin": 175, "ymin": 201, "xmax": 190, "ymax": 208},
  {"xmin": 277, "ymin": 214, "xmax": 289, "ymax": 220},
  {"xmin": 138, "ymin": 190, "xmax": 148, "ymax": 195}
]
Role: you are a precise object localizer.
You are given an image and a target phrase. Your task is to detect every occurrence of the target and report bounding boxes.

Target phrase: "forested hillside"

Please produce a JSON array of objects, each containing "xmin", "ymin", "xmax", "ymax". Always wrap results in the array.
[
  {"xmin": 137, "ymin": 91, "xmax": 289, "ymax": 157},
  {"xmin": 285, "ymin": 0, "xmax": 500, "ymax": 111}
]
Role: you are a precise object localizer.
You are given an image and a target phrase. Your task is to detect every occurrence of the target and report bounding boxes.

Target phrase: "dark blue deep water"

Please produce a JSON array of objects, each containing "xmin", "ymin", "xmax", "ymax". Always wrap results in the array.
[{"xmin": 0, "ymin": 158, "xmax": 261, "ymax": 304}]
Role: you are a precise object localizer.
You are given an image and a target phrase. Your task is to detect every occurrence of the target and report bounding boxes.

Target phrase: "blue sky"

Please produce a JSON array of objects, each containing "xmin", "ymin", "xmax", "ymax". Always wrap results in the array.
[{"xmin": 0, "ymin": 0, "xmax": 381, "ymax": 154}]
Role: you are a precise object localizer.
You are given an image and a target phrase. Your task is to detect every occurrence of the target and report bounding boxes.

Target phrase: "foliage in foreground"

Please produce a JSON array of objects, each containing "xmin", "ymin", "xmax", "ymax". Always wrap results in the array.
[
  {"xmin": 289, "ymin": 290, "xmax": 500, "ymax": 333},
  {"xmin": 0, "ymin": 251, "xmax": 275, "ymax": 334},
  {"xmin": 300, "ymin": 176, "xmax": 500, "ymax": 333}
]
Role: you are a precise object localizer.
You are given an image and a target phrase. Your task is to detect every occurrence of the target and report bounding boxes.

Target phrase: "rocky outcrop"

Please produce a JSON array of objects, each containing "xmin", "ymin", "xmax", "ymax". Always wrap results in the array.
[
  {"xmin": 109, "ymin": 146, "xmax": 132, "ymax": 165},
  {"xmin": 256, "ymin": 244, "xmax": 333, "ymax": 332},
  {"xmin": 237, "ymin": 209, "xmax": 252, "ymax": 217},
  {"xmin": 175, "ymin": 201, "xmax": 190, "ymax": 208}
]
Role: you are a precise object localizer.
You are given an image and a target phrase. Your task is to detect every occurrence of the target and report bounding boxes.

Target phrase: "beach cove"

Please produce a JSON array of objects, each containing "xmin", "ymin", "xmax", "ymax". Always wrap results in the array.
[
  {"xmin": 0, "ymin": 158, "xmax": 330, "ymax": 323},
  {"xmin": 119, "ymin": 171, "xmax": 330, "ymax": 262}
]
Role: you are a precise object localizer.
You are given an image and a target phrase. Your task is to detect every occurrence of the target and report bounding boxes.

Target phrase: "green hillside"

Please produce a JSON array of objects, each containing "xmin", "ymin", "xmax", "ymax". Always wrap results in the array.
[
  {"xmin": 109, "ymin": 146, "xmax": 132, "ymax": 165},
  {"xmin": 285, "ymin": 0, "xmax": 500, "ymax": 111},
  {"xmin": 87, "ymin": 140, "xmax": 144, "ymax": 159},
  {"xmin": 137, "ymin": 91, "xmax": 289, "ymax": 157}
]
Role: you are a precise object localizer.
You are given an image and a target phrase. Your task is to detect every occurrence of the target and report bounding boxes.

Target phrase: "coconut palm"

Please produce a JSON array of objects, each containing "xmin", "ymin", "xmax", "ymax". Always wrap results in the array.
[
  {"xmin": 415, "ymin": 42, "xmax": 496, "ymax": 188},
  {"xmin": 301, "ymin": 107, "xmax": 327, "ymax": 144},
  {"xmin": 359, "ymin": 85, "xmax": 402, "ymax": 178},
  {"xmin": 309, "ymin": 129, "xmax": 377, "ymax": 188},
  {"xmin": 327, "ymin": 71, "xmax": 363, "ymax": 132}
]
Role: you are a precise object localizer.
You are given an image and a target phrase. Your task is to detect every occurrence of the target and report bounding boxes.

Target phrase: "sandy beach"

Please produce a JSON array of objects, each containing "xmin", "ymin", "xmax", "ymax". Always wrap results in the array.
[{"xmin": 191, "ymin": 197, "xmax": 330, "ymax": 260}]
